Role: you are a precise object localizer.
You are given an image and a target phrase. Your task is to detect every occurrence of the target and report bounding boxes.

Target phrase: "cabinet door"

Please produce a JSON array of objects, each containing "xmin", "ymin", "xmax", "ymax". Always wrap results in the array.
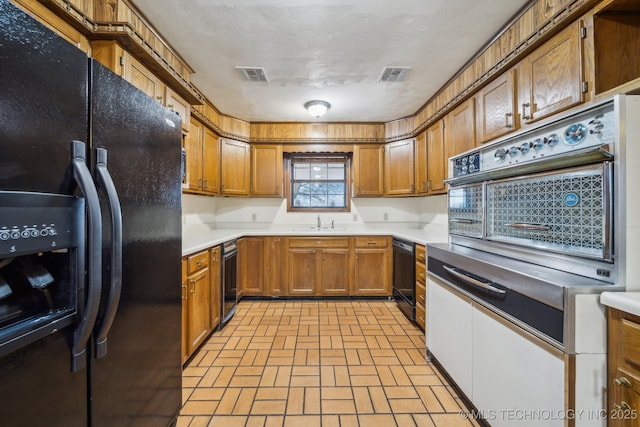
[
  {"xmin": 122, "ymin": 53, "xmax": 164, "ymax": 102},
  {"xmin": 220, "ymin": 138, "xmax": 250, "ymax": 196},
  {"xmin": 319, "ymin": 249, "xmax": 350, "ymax": 295},
  {"xmin": 187, "ymin": 268, "xmax": 211, "ymax": 356},
  {"xmin": 415, "ymin": 132, "xmax": 428, "ymax": 194},
  {"xmin": 426, "ymin": 119, "xmax": 446, "ymax": 194},
  {"xmin": 210, "ymin": 246, "xmax": 221, "ymax": 330},
  {"xmin": 184, "ymin": 119, "xmax": 203, "ymax": 192},
  {"xmin": 251, "ymin": 145, "xmax": 283, "ymax": 197},
  {"xmin": 165, "ymin": 86, "xmax": 191, "ymax": 132},
  {"xmin": 288, "ymin": 248, "xmax": 316, "ymax": 296},
  {"xmin": 353, "ymin": 248, "xmax": 391, "ymax": 296},
  {"xmin": 353, "ymin": 144, "xmax": 384, "ymax": 197},
  {"xmin": 476, "ymin": 69, "xmax": 516, "ymax": 143},
  {"xmin": 427, "ymin": 277, "xmax": 473, "ymax": 397},
  {"xmin": 520, "ymin": 21, "xmax": 584, "ymax": 124},
  {"xmin": 181, "ymin": 260, "xmax": 188, "ymax": 364},
  {"xmin": 266, "ymin": 237, "xmax": 286, "ymax": 297},
  {"xmin": 202, "ymin": 127, "xmax": 220, "ymax": 194},
  {"xmin": 384, "ymin": 138, "xmax": 415, "ymax": 196},
  {"xmin": 472, "ymin": 306, "xmax": 564, "ymax": 427},
  {"xmin": 239, "ymin": 237, "xmax": 264, "ymax": 296},
  {"xmin": 445, "ymin": 97, "xmax": 476, "ymax": 161}
]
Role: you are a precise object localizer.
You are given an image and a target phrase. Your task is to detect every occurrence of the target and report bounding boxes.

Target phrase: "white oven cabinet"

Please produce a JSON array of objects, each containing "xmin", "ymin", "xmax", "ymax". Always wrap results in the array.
[
  {"xmin": 472, "ymin": 305, "xmax": 564, "ymax": 427},
  {"xmin": 427, "ymin": 276, "xmax": 473, "ymax": 398},
  {"xmin": 427, "ymin": 275, "xmax": 565, "ymax": 426}
]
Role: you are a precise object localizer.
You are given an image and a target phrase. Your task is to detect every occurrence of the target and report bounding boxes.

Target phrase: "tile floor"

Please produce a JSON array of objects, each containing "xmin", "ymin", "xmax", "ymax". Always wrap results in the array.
[{"xmin": 178, "ymin": 300, "xmax": 480, "ymax": 427}]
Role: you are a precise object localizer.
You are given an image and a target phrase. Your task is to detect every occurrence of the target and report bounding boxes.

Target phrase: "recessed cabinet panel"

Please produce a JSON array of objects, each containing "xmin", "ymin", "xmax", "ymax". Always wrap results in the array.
[
  {"xmin": 220, "ymin": 138, "xmax": 250, "ymax": 196},
  {"xmin": 477, "ymin": 70, "xmax": 516, "ymax": 143},
  {"xmin": 426, "ymin": 119, "xmax": 446, "ymax": 194},
  {"xmin": 353, "ymin": 144, "xmax": 384, "ymax": 197},
  {"xmin": 385, "ymin": 138, "xmax": 415, "ymax": 196},
  {"xmin": 251, "ymin": 145, "xmax": 283, "ymax": 197}
]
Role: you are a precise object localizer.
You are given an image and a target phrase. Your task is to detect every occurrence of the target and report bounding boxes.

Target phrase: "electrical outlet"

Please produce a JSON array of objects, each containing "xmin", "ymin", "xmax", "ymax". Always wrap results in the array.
[
  {"xmin": 383, "ymin": 212, "xmax": 389, "ymax": 221},
  {"xmin": 251, "ymin": 213, "xmax": 257, "ymax": 221}
]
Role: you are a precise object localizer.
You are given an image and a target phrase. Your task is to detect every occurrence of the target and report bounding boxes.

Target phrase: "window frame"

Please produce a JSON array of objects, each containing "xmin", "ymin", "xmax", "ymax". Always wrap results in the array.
[{"xmin": 284, "ymin": 153, "xmax": 352, "ymax": 213}]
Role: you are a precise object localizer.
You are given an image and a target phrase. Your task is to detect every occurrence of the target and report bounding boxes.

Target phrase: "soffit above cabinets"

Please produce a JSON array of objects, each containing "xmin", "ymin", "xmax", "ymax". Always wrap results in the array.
[{"xmin": 131, "ymin": 0, "xmax": 530, "ymax": 123}]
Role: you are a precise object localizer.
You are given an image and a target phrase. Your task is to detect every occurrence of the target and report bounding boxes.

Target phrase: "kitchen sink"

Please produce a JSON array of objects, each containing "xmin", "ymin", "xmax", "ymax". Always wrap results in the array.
[{"xmin": 290, "ymin": 226, "xmax": 347, "ymax": 232}]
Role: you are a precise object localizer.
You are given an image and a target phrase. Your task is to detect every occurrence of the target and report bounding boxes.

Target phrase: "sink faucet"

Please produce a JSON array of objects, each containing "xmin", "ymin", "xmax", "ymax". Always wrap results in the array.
[
  {"xmin": 317, "ymin": 215, "xmax": 321, "ymax": 229},
  {"xmin": 331, "ymin": 219, "xmax": 335, "ymax": 229}
]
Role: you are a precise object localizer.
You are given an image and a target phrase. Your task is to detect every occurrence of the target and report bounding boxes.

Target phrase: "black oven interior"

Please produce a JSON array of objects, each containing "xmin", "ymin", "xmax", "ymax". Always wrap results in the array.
[
  {"xmin": 392, "ymin": 238, "xmax": 415, "ymax": 321},
  {"xmin": 221, "ymin": 239, "xmax": 237, "ymax": 328}
]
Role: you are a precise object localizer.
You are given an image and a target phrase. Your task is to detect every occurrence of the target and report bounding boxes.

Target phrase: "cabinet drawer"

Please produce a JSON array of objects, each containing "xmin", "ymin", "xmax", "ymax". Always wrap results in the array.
[
  {"xmin": 416, "ymin": 302, "xmax": 425, "ymax": 330},
  {"xmin": 289, "ymin": 237, "xmax": 350, "ymax": 248},
  {"xmin": 623, "ymin": 318, "xmax": 640, "ymax": 368},
  {"xmin": 416, "ymin": 261, "xmax": 426, "ymax": 285},
  {"xmin": 187, "ymin": 250, "xmax": 210, "ymax": 274},
  {"xmin": 416, "ymin": 244, "xmax": 426, "ymax": 264},
  {"xmin": 416, "ymin": 281, "xmax": 426, "ymax": 307},
  {"xmin": 354, "ymin": 236, "xmax": 389, "ymax": 248}
]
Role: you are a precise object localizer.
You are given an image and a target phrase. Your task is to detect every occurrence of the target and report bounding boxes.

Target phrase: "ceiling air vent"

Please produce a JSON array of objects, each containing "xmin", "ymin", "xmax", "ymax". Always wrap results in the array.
[
  {"xmin": 235, "ymin": 66, "xmax": 269, "ymax": 82},
  {"xmin": 378, "ymin": 67, "xmax": 411, "ymax": 82}
]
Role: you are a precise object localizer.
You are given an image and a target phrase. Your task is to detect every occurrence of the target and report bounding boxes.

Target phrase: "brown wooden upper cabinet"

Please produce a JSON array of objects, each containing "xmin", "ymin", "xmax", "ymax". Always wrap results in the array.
[
  {"xmin": 426, "ymin": 119, "xmax": 447, "ymax": 194},
  {"xmin": 519, "ymin": 20, "xmax": 586, "ymax": 125},
  {"xmin": 184, "ymin": 119, "xmax": 219, "ymax": 195},
  {"xmin": 384, "ymin": 138, "xmax": 415, "ymax": 196},
  {"xmin": 165, "ymin": 86, "xmax": 190, "ymax": 132},
  {"xmin": 414, "ymin": 132, "xmax": 428, "ymax": 195},
  {"xmin": 251, "ymin": 144, "xmax": 283, "ymax": 197},
  {"xmin": 220, "ymin": 138, "xmax": 251, "ymax": 196},
  {"xmin": 353, "ymin": 144, "xmax": 384, "ymax": 197},
  {"xmin": 445, "ymin": 97, "xmax": 476, "ymax": 161},
  {"xmin": 476, "ymin": 69, "xmax": 517, "ymax": 144}
]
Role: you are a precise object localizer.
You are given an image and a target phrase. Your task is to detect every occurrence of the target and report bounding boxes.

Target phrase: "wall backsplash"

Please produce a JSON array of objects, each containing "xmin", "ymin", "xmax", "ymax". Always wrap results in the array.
[{"xmin": 183, "ymin": 193, "xmax": 448, "ymax": 229}]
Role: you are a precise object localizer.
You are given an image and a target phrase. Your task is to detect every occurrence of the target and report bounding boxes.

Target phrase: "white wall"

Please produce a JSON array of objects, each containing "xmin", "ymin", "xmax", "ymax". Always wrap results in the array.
[{"xmin": 183, "ymin": 193, "xmax": 448, "ymax": 229}]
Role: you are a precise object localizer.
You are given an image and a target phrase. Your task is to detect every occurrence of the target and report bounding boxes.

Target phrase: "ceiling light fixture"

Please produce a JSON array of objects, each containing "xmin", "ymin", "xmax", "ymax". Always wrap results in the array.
[{"xmin": 304, "ymin": 100, "xmax": 331, "ymax": 118}]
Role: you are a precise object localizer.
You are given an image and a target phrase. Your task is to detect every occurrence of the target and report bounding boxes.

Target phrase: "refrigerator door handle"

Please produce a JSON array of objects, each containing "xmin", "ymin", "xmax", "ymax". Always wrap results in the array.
[
  {"xmin": 70, "ymin": 140, "xmax": 102, "ymax": 372},
  {"xmin": 93, "ymin": 148, "xmax": 123, "ymax": 358}
]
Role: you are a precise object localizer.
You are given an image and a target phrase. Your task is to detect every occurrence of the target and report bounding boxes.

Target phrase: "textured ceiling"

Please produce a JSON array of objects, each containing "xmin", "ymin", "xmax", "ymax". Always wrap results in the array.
[{"xmin": 131, "ymin": 0, "xmax": 530, "ymax": 123}]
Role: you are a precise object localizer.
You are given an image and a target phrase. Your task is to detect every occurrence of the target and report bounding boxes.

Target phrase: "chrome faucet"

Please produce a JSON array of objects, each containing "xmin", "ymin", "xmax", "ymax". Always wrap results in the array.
[
  {"xmin": 317, "ymin": 215, "xmax": 321, "ymax": 229},
  {"xmin": 331, "ymin": 219, "xmax": 335, "ymax": 229}
]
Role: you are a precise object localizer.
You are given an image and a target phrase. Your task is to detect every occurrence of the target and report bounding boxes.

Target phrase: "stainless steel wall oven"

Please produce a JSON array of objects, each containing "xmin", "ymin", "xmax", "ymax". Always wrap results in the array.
[{"xmin": 426, "ymin": 95, "xmax": 639, "ymax": 425}]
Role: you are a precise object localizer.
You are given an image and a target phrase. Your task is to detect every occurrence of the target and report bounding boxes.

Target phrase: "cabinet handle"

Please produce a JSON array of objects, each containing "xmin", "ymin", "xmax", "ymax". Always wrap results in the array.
[
  {"xmin": 197, "ymin": 178, "xmax": 202, "ymax": 188},
  {"xmin": 367, "ymin": 241, "xmax": 376, "ymax": 245},
  {"xmin": 357, "ymin": 186, "xmax": 361, "ymax": 195},
  {"xmin": 410, "ymin": 184, "xmax": 414, "ymax": 192},
  {"xmin": 427, "ymin": 180, "xmax": 432, "ymax": 190},
  {"xmin": 155, "ymin": 96, "xmax": 163, "ymax": 101},
  {"xmin": 196, "ymin": 259, "xmax": 205, "ymax": 266},
  {"xmin": 615, "ymin": 377, "xmax": 632, "ymax": 387},
  {"xmin": 521, "ymin": 103, "xmax": 531, "ymax": 120},
  {"xmin": 203, "ymin": 179, "xmax": 208, "ymax": 188},
  {"xmin": 614, "ymin": 402, "xmax": 632, "ymax": 411},
  {"xmin": 505, "ymin": 112, "xmax": 513, "ymax": 129},
  {"xmin": 167, "ymin": 104, "xmax": 174, "ymax": 109},
  {"xmin": 181, "ymin": 285, "xmax": 187, "ymax": 300},
  {"xmin": 189, "ymin": 279, "xmax": 196, "ymax": 294}
]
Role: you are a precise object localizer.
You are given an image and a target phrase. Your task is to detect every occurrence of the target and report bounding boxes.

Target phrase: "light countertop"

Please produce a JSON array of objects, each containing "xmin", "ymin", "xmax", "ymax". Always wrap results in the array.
[
  {"xmin": 600, "ymin": 292, "xmax": 640, "ymax": 317},
  {"xmin": 182, "ymin": 223, "xmax": 448, "ymax": 256}
]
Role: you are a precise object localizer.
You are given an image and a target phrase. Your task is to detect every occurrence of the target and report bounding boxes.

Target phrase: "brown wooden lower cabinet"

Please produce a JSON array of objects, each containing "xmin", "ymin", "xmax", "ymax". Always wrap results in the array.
[
  {"xmin": 183, "ymin": 250, "xmax": 211, "ymax": 362},
  {"xmin": 182, "ymin": 246, "xmax": 221, "ymax": 364},
  {"xmin": 607, "ymin": 307, "xmax": 640, "ymax": 426},
  {"xmin": 352, "ymin": 236, "xmax": 392, "ymax": 296},
  {"xmin": 265, "ymin": 237, "xmax": 286, "ymax": 296},
  {"xmin": 239, "ymin": 237, "xmax": 264, "ymax": 296}
]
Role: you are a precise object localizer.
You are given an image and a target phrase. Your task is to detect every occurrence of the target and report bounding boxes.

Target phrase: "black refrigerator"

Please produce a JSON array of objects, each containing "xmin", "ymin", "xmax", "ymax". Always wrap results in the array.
[{"xmin": 0, "ymin": 1, "xmax": 182, "ymax": 425}]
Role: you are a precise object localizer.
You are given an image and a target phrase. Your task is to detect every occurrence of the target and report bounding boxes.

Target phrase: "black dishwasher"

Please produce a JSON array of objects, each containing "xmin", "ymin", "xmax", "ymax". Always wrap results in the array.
[{"xmin": 392, "ymin": 238, "xmax": 415, "ymax": 321}]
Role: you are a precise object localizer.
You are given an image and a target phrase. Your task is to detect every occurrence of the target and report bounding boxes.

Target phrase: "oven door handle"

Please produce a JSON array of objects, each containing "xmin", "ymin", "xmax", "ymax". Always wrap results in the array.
[
  {"xmin": 449, "ymin": 218, "xmax": 480, "ymax": 224},
  {"xmin": 443, "ymin": 265, "xmax": 506, "ymax": 297},
  {"xmin": 504, "ymin": 222, "xmax": 550, "ymax": 231}
]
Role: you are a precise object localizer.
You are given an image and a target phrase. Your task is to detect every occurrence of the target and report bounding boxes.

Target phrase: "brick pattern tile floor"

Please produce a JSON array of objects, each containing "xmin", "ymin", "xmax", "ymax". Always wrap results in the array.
[{"xmin": 178, "ymin": 300, "xmax": 480, "ymax": 427}]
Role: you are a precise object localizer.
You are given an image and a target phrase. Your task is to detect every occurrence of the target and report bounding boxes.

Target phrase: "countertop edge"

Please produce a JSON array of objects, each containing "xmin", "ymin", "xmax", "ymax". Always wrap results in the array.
[{"xmin": 600, "ymin": 291, "xmax": 640, "ymax": 317}]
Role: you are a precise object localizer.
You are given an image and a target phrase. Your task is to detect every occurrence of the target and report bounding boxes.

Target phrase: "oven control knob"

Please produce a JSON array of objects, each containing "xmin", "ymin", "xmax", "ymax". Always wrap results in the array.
[
  {"xmin": 468, "ymin": 153, "xmax": 477, "ymax": 164},
  {"xmin": 0, "ymin": 231, "xmax": 9, "ymax": 240},
  {"xmin": 49, "ymin": 228, "xmax": 57, "ymax": 236},
  {"xmin": 461, "ymin": 165, "xmax": 468, "ymax": 174},
  {"xmin": 533, "ymin": 138, "xmax": 544, "ymax": 151},
  {"xmin": 21, "ymin": 230, "xmax": 30, "ymax": 239},
  {"xmin": 546, "ymin": 134, "xmax": 560, "ymax": 147},
  {"xmin": 564, "ymin": 124, "xmax": 586, "ymax": 145},
  {"xmin": 461, "ymin": 157, "xmax": 468, "ymax": 165},
  {"xmin": 494, "ymin": 148, "xmax": 506, "ymax": 163},
  {"xmin": 468, "ymin": 164, "xmax": 476, "ymax": 173},
  {"xmin": 10, "ymin": 230, "xmax": 20, "ymax": 239},
  {"xmin": 520, "ymin": 142, "xmax": 531, "ymax": 154},
  {"xmin": 509, "ymin": 146, "xmax": 519, "ymax": 157}
]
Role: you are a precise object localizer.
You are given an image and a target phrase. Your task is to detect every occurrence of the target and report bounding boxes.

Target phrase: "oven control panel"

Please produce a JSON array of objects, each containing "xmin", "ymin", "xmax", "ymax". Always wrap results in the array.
[{"xmin": 448, "ymin": 99, "xmax": 617, "ymax": 180}]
